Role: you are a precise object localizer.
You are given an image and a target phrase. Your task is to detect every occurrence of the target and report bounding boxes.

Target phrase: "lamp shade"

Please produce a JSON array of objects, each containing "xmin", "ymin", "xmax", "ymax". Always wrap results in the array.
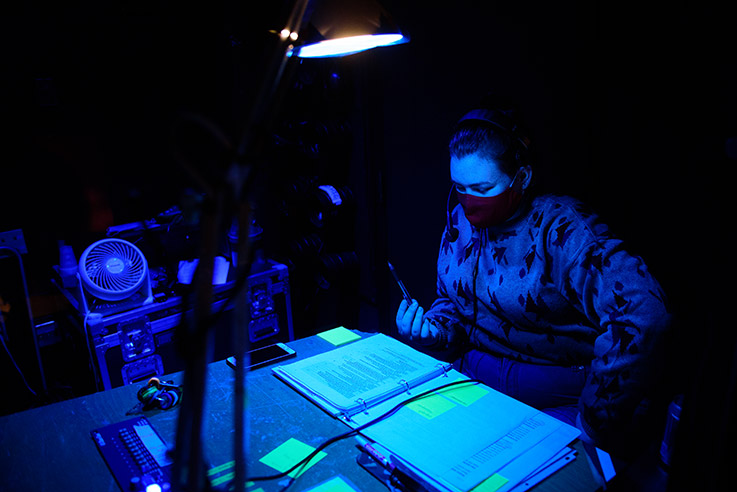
[{"xmin": 289, "ymin": 0, "xmax": 409, "ymax": 58}]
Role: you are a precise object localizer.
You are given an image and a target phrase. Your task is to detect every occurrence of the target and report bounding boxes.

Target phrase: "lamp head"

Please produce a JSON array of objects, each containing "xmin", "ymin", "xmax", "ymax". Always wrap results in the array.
[{"xmin": 288, "ymin": 0, "xmax": 409, "ymax": 58}]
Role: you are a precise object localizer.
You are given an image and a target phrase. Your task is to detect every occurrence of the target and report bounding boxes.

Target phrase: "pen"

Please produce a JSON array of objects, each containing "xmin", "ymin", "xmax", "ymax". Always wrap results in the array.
[{"xmin": 388, "ymin": 261, "xmax": 413, "ymax": 304}]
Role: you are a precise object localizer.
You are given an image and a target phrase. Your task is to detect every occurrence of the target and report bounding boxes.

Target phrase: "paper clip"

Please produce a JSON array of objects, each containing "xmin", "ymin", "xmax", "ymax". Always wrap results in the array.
[{"xmin": 398, "ymin": 379, "xmax": 411, "ymax": 394}]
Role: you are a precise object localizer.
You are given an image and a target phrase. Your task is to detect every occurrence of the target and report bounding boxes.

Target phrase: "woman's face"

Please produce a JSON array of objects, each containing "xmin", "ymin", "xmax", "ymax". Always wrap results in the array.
[{"xmin": 450, "ymin": 153, "xmax": 514, "ymax": 197}]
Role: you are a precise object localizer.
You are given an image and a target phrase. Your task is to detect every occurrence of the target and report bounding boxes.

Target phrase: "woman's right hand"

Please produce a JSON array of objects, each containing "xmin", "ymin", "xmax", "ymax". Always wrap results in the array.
[{"xmin": 395, "ymin": 299, "xmax": 439, "ymax": 344}]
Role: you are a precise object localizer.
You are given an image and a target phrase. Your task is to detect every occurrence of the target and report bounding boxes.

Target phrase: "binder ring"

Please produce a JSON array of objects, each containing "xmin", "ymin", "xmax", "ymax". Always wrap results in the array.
[
  {"xmin": 436, "ymin": 363, "xmax": 450, "ymax": 377},
  {"xmin": 399, "ymin": 379, "xmax": 411, "ymax": 394},
  {"xmin": 356, "ymin": 398, "xmax": 368, "ymax": 413}
]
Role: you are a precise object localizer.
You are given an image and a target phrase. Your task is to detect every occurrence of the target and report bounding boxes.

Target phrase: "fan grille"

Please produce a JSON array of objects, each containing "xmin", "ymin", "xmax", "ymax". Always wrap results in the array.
[{"xmin": 80, "ymin": 239, "xmax": 147, "ymax": 301}]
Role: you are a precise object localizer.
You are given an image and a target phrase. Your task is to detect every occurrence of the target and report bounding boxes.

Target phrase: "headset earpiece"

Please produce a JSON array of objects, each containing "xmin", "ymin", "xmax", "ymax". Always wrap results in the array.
[{"xmin": 154, "ymin": 386, "xmax": 182, "ymax": 410}]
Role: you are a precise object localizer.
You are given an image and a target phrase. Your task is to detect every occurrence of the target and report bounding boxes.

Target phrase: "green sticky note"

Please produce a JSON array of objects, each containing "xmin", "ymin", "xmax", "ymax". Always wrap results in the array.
[
  {"xmin": 259, "ymin": 437, "xmax": 327, "ymax": 478},
  {"xmin": 305, "ymin": 476, "xmax": 359, "ymax": 492},
  {"xmin": 207, "ymin": 460, "xmax": 257, "ymax": 488},
  {"xmin": 407, "ymin": 392, "xmax": 457, "ymax": 419},
  {"xmin": 210, "ymin": 472, "xmax": 234, "ymax": 487},
  {"xmin": 209, "ymin": 474, "xmax": 258, "ymax": 489},
  {"xmin": 472, "ymin": 473, "xmax": 509, "ymax": 492},
  {"xmin": 317, "ymin": 326, "xmax": 362, "ymax": 346},
  {"xmin": 439, "ymin": 379, "xmax": 489, "ymax": 406},
  {"xmin": 207, "ymin": 460, "xmax": 234, "ymax": 476}
]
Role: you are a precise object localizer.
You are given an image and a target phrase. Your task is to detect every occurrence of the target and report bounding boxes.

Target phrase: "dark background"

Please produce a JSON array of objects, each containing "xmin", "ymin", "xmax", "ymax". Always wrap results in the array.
[{"xmin": 0, "ymin": 0, "xmax": 733, "ymax": 489}]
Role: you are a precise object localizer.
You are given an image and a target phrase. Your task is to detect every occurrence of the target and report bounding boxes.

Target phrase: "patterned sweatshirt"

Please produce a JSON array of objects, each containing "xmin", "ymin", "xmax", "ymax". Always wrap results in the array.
[{"xmin": 424, "ymin": 193, "xmax": 672, "ymax": 445}]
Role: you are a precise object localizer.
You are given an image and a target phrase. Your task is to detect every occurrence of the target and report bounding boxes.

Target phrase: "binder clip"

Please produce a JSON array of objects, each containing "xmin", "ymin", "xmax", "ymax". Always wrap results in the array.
[
  {"xmin": 357, "ymin": 448, "xmax": 400, "ymax": 491},
  {"xmin": 355, "ymin": 442, "xmax": 432, "ymax": 492}
]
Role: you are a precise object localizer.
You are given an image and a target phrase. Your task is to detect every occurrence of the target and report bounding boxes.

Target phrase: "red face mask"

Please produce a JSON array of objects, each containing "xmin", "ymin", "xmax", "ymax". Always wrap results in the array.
[{"xmin": 456, "ymin": 171, "xmax": 524, "ymax": 228}]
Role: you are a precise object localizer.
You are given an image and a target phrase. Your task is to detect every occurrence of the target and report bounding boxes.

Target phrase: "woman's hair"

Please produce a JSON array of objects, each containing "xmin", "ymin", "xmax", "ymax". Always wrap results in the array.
[{"xmin": 448, "ymin": 94, "xmax": 533, "ymax": 177}]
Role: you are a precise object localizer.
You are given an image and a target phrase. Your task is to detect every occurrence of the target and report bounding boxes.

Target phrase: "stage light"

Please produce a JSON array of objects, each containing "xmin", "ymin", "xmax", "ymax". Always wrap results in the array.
[{"xmin": 288, "ymin": 0, "xmax": 409, "ymax": 58}]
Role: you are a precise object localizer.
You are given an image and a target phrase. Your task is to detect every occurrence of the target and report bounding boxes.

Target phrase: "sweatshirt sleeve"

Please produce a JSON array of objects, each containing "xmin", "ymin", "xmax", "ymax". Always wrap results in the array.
[{"xmin": 553, "ymin": 207, "xmax": 672, "ymax": 448}]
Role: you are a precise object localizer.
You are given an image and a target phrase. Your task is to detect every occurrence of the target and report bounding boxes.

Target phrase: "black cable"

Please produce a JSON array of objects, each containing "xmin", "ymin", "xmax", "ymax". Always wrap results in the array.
[
  {"xmin": 246, "ymin": 378, "xmax": 484, "ymax": 489},
  {"xmin": 0, "ymin": 246, "xmax": 46, "ymax": 395},
  {"xmin": 0, "ymin": 316, "xmax": 37, "ymax": 397}
]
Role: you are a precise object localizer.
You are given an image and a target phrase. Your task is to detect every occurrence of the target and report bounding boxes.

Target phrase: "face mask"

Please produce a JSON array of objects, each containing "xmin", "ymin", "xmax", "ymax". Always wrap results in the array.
[{"xmin": 456, "ymin": 171, "xmax": 524, "ymax": 228}]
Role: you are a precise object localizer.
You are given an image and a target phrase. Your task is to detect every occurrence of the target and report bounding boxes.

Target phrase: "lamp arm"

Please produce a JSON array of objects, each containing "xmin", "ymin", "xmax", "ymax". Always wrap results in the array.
[{"xmin": 170, "ymin": 1, "xmax": 312, "ymax": 491}]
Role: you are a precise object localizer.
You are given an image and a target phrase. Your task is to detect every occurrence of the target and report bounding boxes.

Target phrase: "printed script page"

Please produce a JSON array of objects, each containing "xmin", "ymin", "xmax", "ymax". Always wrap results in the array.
[
  {"xmin": 354, "ymin": 380, "xmax": 580, "ymax": 492},
  {"xmin": 272, "ymin": 334, "xmax": 448, "ymax": 415}
]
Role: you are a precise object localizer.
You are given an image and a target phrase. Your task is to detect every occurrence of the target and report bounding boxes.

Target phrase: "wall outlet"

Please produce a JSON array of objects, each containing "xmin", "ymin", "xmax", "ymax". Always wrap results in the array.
[{"xmin": 0, "ymin": 229, "xmax": 28, "ymax": 254}]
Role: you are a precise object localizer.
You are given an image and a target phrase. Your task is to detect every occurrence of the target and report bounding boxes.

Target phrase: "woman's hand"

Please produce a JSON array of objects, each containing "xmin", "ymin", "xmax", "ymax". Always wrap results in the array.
[{"xmin": 395, "ymin": 299, "xmax": 439, "ymax": 345}]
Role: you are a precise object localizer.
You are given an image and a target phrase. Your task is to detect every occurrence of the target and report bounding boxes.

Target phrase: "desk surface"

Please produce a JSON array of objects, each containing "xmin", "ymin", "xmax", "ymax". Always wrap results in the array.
[{"xmin": 0, "ymin": 331, "xmax": 601, "ymax": 492}]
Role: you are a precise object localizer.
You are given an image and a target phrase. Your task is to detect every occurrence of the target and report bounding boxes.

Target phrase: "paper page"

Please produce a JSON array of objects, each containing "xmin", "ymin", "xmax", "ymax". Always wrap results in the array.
[
  {"xmin": 357, "ymin": 379, "xmax": 579, "ymax": 492},
  {"xmin": 495, "ymin": 432, "xmax": 579, "ymax": 492},
  {"xmin": 504, "ymin": 448, "xmax": 577, "ymax": 492},
  {"xmin": 273, "ymin": 334, "xmax": 449, "ymax": 416}
]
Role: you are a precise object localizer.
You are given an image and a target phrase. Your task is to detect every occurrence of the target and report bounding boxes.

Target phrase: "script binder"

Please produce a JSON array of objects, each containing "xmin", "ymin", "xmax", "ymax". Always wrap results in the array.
[
  {"xmin": 273, "ymin": 332, "xmax": 581, "ymax": 492},
  {"xmin": 272, "ymin": 333, "xmax": 453, "ymax": 419}
]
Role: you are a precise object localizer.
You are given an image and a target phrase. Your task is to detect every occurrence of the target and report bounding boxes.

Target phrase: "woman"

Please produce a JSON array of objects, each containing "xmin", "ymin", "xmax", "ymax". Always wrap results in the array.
[{"xmin": 395, "ymin": 96, "xmax": 672, "ymax": 457}]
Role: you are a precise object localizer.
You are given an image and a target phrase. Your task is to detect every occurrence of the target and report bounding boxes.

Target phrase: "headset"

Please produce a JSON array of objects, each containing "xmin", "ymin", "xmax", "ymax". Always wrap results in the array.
[
  {"xmin": 129, "ymin": 377, "xmax": 183, "ymax": 414},
  {"xmin": 445, "ymin": 108, "xmax": 531, "ymax": 242}
]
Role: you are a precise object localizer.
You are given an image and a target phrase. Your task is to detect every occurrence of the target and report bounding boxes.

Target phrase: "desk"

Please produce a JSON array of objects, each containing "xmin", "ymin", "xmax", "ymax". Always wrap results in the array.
[{"xmin": 0, "ymin": 332, "xmax": 601, "ymax": 492}]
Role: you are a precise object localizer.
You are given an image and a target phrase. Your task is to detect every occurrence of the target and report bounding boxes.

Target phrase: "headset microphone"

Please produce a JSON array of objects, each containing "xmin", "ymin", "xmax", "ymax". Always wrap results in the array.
[{"xmin": 444, "ymin": 185, "xmax": 459, "ymax": 242}]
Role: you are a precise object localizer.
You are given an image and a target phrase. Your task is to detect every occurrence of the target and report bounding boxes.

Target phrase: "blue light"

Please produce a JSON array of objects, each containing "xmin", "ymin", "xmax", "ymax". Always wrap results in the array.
[{"xmin": 289, "ymin": 33, "xmax": 407, "ymax": 58}]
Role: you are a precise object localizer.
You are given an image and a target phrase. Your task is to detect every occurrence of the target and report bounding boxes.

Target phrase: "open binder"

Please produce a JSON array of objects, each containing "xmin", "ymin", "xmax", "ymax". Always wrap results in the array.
[
  {"xmin": 272, "ymin": 333, "xmax": 581, "ymax": 492},
  {"xmin": 273, "ymin": 333, "xmax": 453, "ymax": 419}
]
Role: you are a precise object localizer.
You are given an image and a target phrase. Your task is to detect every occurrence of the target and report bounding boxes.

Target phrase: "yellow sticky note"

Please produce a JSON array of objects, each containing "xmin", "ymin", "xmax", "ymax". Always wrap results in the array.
[
  {"xmin": 317, "ymin": 326, "xmax": 362, "ymax": 346},
  {"xmin": 440, "ymin": 379, "xmax": 489, "ymax": 406},
  {"xmin": 306, "ymin": 476, "xmax": 358, "ymax": 492},
  {"xmin": 472, "ymin": 473, "xmax": 509, "ymax": 492},
  {"xmin": 407, "ymin": 392, "xmax": 457, "ymax": 419},
  {"xmin": 259, "ymin": 437, "xmax": 327, "ymax": 478}
]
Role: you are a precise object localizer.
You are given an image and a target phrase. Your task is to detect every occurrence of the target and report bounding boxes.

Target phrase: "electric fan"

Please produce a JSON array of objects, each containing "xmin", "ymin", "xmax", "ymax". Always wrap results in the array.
[{"xmin": 77, "ymin": 238, "xmax": 153, "ymax": 316}]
